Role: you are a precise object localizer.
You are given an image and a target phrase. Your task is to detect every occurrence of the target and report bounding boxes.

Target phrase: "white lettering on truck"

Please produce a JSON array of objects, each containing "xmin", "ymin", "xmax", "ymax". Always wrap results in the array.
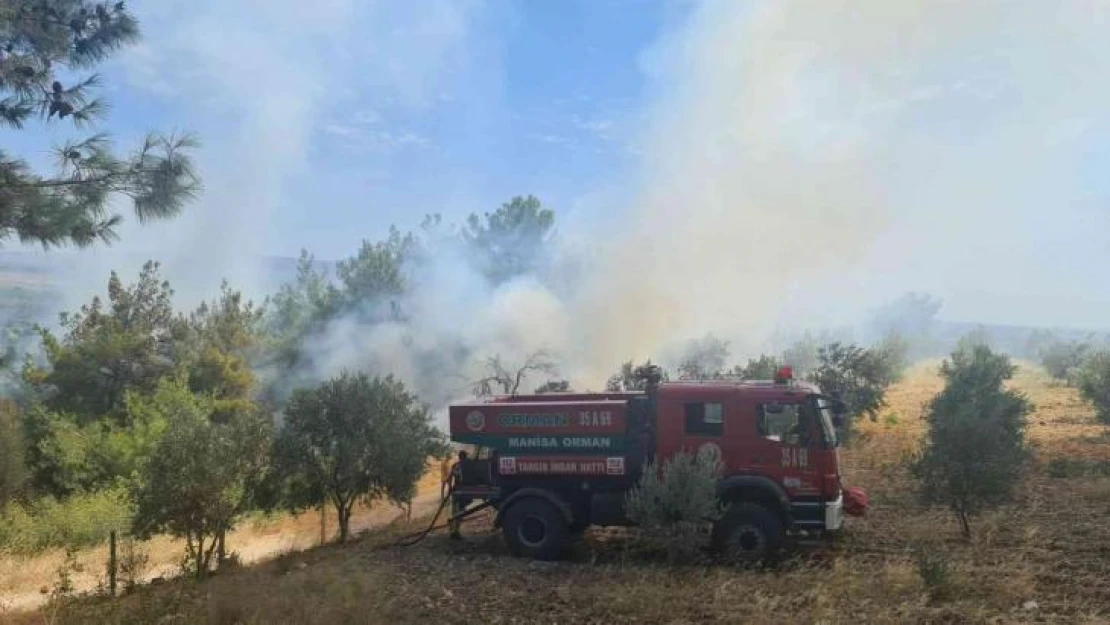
[
  {"xmin": 578, "ymin": 411, "xmax": 612, "ymax": 427},
  {"xmin": 781, "ymin": 447, "xmax": 808, "ymax": 469}
]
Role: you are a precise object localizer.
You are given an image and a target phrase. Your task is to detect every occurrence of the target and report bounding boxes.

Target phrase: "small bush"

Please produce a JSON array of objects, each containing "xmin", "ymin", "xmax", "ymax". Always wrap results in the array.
[
  {"xmin": 883, "ymin": 412, "xmax": 900, "ymax": 428},
  {"xmin": 915, "ymin": 549, "xmax": 956, "ymax": 602},
  {"xmin": 0, "ymin": 486, "xmax": 135, "ymax": 555},
  {"xmin": 625, "ymin": 447, "xmax": 724, "ymax": 563},
  {"xmin": 1077, "ymin": 350, "xmax": 1110, "ymax": 425},
  {"xmin": 1047, "ymin": 457, "xmax": 1110, "ymax": 478},
  {"xmin": 1040, "ymin": 340, "xmax": 1092, "ymax": 386},
  {"xmin": 118, "ymin": 537, "xmax": 150, "ymax": 593},
  {"xmin": 875, "ymin": 332, "xmax": 910, "ymax": 382}
]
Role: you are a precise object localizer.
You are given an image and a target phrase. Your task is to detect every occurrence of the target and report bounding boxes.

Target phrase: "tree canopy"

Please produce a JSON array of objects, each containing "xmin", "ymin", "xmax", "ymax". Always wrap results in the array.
[
  {"xmin": 131, "ymin": 379, "xmax": 271, "ymax": 578},
  {"xmin": 462, "ymin": 195, "xmax": 555, "ymax": 285},
  {"xmin": 912, "ymin": 344, "xmax": 1032, "ymax": 538},
  {"xmin": 1077, "ymin": 350, "xmax": 1110, "ymax": 425},
  {"xmin": 806, "ymin": 342, "xmax": 898, "ymax": 440},
  {"xmin": 0, "ymin": 0, "xmax": 200, "ymax": 249},
  {"xmin": 273, "ymin": 371, "xmax": 447, "ymax": 542},
  {"xmin": 606, "ymin": 359, "xmax": 669, "ymax": 391},
  {"xmin": 25, "ymin": 260, "xmax": 185, "ymax": 421}
]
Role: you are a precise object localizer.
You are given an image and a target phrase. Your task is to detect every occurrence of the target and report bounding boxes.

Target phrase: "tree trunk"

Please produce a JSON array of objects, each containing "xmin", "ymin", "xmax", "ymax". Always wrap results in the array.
[
  {"xmin": 216, "ymin": 530, "xmax": 226, "ymax": 567},
  {"xmin": 956, "ymin": 510, "xmax": 971, "ymax": 540},
  {"xmin": 201, "ymin": 534, "xmax": 220, "ymax": 577},
  {"xmin": 194, "ymin": 534, "xmax": 207, "ymax": 579},
  {"xmin": 336, "ymin": 498, "xmax": 351, "ymax": 543}
]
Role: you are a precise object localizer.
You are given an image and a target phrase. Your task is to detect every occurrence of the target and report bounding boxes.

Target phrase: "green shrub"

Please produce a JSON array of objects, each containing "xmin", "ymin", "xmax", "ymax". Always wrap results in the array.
[
  {"xmin": 915, "ymin": 549, "xmax": 956, "ymax": 602},
  {"xmin": 1047, "ymin": 457, "xmax": 1110, "ymax": 478},
  {"xmin": 625, "ymin": 446, "xmax": 724, "ymax": 563},
  {"xmin": 0, "ymin": 486, "xmax": 135, "ymax": 554},
  {"xmin": 874, "ymin": 332, "xmax": 910, "ymax": 382},
  {"xmin": 734, "ymin": 354, "xmax": 781, "ymax": 380},
  {"xmin": 1040, "ymin": 340, "xmax": 1092, "ymax": 386},
  {"xmin": 911, "ymin": 344, "xmax": 1031, "ymax": 539},
  {"xmin": 1077, "ymin": 350, "xmax": 1110, "ymax": 425},
  {"xmin": 806, "ymin": 342, "xmax": 896, "ymax": 442}
]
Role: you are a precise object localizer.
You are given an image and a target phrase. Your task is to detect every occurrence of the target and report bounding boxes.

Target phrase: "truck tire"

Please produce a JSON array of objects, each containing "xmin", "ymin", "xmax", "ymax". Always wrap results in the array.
[
  {"xmin": 502, "ymin": 497, "xmax": 569, "ymax": 561},
  {"xmin": 711, "ymin": 502, "xmax": 783, "ymax": 563}
]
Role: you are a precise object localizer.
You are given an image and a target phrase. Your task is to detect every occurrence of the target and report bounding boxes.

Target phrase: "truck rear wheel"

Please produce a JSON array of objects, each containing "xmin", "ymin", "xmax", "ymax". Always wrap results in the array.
[
  {"xmin": 711, "ymin": 502, "xmax": 783, "ymax": 563},
  {"xmin": 502, "ymin": 498, "xmax": 569, "ymax": 561}
]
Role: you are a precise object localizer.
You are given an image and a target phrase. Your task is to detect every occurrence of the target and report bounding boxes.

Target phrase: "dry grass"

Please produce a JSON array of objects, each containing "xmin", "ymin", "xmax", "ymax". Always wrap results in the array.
[
  {"xmin": 0, "ymin": 464, "xmax": 444, "ymax": 613},
  {"xmin": 5, "ymin": 363, "xmax": 1110, "ymax": 625}
]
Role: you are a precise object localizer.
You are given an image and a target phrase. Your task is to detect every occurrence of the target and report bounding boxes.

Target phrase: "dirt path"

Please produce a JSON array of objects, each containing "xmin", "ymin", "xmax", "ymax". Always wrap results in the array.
[{"xmin": 0, "ymin": 472, "xmax": 446, "ymax": 614}]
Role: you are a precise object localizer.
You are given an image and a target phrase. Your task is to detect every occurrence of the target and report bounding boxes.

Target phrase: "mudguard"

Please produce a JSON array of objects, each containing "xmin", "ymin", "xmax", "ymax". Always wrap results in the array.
[{"xmin": 716, "ymin": 474, "xmax": 792, "ymax": 515}]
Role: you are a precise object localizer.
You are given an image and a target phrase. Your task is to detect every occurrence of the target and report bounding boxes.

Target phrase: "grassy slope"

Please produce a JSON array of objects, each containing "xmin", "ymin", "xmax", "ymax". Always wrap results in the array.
[{"xmin": 5, "ymin": 363, "xmax": 1110, "ymax": 625}]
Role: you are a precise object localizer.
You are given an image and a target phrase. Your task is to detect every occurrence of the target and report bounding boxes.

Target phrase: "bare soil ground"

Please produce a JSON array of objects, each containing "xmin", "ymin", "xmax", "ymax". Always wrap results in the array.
[{"xmin": 4, "ymin": 362, "xmax": 1110, "ymax": 624}]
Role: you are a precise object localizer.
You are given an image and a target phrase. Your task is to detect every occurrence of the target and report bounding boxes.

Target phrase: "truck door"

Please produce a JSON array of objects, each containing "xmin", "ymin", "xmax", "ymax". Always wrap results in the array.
[
  {"xmin": 670, "ymin": 398, "xmax": 726, "ymax": 461},
  {"xmin": 751, "ymin": 400, "xmax": 824, "ymax": 503}
]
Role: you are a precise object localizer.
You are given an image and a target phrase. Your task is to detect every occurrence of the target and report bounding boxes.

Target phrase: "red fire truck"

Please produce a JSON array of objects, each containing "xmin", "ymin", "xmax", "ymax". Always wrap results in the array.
[{"xmin": 447, "ymin": 366, "xmax": 866, "ymax": 561}]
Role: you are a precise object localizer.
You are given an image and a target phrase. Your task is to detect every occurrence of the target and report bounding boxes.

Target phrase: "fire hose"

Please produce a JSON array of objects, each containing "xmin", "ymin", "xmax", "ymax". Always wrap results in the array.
[{"xmin": 392, "ymin": 481, "xmax": 497, "ymax": 548}]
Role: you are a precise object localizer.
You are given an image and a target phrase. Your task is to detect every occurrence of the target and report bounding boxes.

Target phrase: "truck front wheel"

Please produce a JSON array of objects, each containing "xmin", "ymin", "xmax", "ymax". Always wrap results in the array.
[
  {"xmin": 711, "ymin": 502, "xmax": 783, "ymax": 564},
  {"xmin": 502, "ymin": 498, "xmax": 570, "ymax": 561}
]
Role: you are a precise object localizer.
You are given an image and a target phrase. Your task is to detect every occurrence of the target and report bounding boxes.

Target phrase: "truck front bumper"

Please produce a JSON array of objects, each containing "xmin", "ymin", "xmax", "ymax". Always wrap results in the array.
[{"xmin": 825, "ymin": 492, "xmax": 844, "ymax": 531}]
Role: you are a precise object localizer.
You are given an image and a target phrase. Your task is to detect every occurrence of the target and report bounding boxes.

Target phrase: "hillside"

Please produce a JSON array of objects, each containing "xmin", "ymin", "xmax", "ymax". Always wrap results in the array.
[{"xmin": 6, "ymin": 363, "xmax": 1109, "ymax": 625}]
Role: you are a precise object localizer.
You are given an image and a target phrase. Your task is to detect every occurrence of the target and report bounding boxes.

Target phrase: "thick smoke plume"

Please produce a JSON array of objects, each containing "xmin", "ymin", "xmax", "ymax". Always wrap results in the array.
[
  {"xmin": 565, "ymin": 0, "xmax": 1110, "ymax": 382},
  {"xmin": 292, "ymin": 0, "xmax": 1110, "ymax": 416},
  {"xmin": 12, "ymin": 1, "xmax": 1110, "ymax": 424}
]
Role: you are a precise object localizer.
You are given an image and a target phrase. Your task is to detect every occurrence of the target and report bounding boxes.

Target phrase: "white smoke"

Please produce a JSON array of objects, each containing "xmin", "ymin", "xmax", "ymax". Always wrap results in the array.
[
  {"xmin": 15, "ymin": 0, "xmax": 1110, "ymax": 422},
  {"xmin": 295, "ymin": 0, "xmax": 1110, "ymax": 417},
  {"xmin": 561, "ymin": 0, "xmax": 1110, "ymax": 382}
]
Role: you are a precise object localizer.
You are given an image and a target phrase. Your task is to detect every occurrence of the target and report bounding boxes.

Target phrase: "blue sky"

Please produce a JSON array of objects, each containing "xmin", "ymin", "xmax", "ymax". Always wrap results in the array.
[
  {"xmin": 1, "ymin": 0, "xmax": 692, "ymax": 259},
  {"xmin": 67, "ymin": 0, "xmax": 697, "ymax": 260}
]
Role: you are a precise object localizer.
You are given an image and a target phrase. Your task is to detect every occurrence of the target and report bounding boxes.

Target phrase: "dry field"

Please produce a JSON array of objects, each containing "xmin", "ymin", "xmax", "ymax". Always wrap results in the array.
[
  {"xmin": 4, "ymin": 362, "xmax": 1110, "ymax": 625},
  {"xmin": 0, "ymin": 468, "xmax": 445, "ymax": 613}
]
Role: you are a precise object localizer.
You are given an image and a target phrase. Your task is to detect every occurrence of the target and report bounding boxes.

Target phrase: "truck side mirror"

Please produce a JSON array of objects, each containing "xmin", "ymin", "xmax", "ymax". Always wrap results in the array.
[{"xmin": 829, "ymin": 398, "xmax": 847, "ymax": 428}]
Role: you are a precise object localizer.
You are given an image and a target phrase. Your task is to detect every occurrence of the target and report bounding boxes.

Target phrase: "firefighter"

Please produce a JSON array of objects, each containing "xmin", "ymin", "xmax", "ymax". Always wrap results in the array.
[{"xmin": 448, "ymin": 449, "xmax": 469, "ymax": 539}]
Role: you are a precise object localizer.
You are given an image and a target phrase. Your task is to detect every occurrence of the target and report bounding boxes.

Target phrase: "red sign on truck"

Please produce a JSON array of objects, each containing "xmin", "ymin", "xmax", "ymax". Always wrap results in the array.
[{"xmin": 499, "ymin": 455, "xmax": 626, "ymax": 476}]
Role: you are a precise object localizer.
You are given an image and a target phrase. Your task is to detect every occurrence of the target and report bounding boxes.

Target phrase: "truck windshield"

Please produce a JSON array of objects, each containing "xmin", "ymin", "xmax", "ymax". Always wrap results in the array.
[{"xmin": 814, "ymin": 397, "xmax": 839, "ymax": 448}]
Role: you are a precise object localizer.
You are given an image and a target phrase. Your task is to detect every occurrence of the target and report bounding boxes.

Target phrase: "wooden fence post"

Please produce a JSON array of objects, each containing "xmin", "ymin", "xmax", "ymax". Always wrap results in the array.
[{"xmin": 108, "ymin": 531, "xmax": 117, "ymax": 597}]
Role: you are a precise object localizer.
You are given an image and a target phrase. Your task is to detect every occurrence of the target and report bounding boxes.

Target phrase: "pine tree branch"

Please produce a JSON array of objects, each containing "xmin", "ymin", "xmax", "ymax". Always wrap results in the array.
[{"xmin": 1, "ymin": 172, "xmax": 121, "ymax": 189}]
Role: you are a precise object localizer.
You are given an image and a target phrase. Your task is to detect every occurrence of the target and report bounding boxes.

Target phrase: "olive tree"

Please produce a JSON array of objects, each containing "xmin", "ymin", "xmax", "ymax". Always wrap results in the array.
[
  {"xmin": 1077, "ymin": 350, "xmax": 1110, "ymax": 425},
  {"xmin": 911, "ymin": 344, "xmax": 1031, "ymax": 539},
  {"xmin": 274, "ymin": 371, "xmax": 447, "ymax": 543},
  {"xmin": 1040, "ymin": 339, "xmax": 1091, "ymax": 386},
  {"xmin": 131, "ymin": 382, "xmax": 270, "ymax": 578},
  {"xmin": 806, "ymin": 342, "xmax": 896, "ymax": 441}
]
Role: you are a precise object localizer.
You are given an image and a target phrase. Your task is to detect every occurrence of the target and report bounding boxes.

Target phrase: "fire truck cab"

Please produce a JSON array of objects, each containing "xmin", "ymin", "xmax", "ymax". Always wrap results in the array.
[{"xmin": 447, "ymin": 366, "xmax": 864, "ymax": 562}]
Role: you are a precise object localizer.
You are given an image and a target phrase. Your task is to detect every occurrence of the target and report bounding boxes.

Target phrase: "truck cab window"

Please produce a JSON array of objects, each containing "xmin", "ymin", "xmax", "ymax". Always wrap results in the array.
[
  {"xmin": 756, "ymin": 403, "xmax": 809, "ymax": 446},
  {"xmin": 684, "ymin": 402, "xmax": 724, "ymax": 436}
]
